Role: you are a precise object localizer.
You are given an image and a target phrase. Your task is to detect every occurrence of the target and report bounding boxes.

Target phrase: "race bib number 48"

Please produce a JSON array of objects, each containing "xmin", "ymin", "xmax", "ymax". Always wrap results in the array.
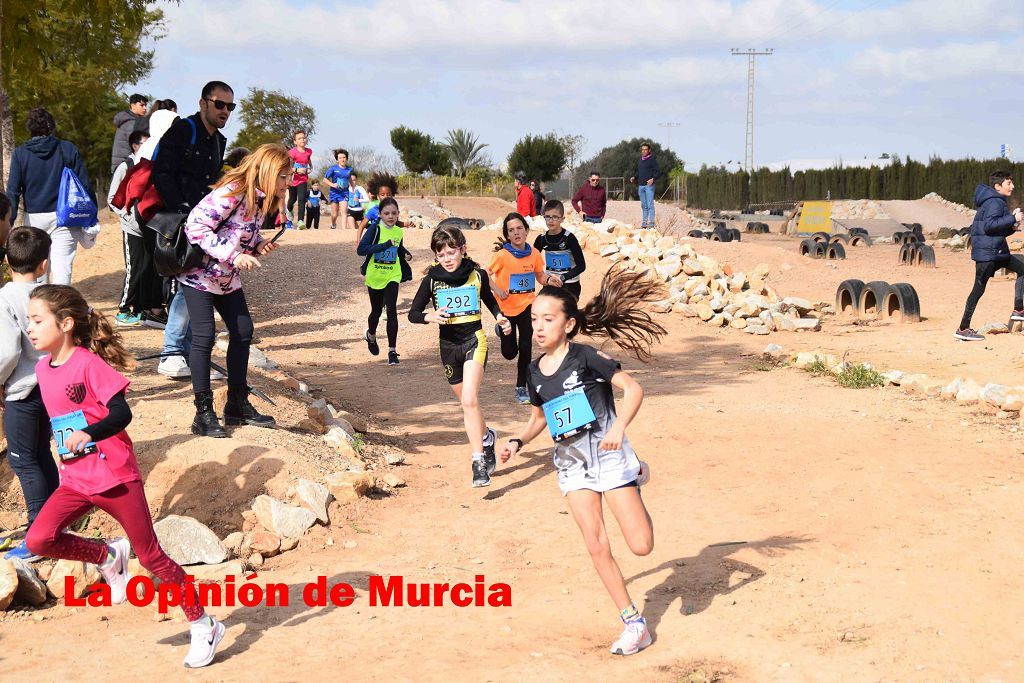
[
  {"xmin": 509, "ymin": 271, "xmax": 536, "ymax": 294},
  {"xmin": 436, "ymin": 285, "xmax": 480, "ymax": 316},
  {"xmin": 542, "ymin": 390, "xmax": 597, "ymax": 441}
]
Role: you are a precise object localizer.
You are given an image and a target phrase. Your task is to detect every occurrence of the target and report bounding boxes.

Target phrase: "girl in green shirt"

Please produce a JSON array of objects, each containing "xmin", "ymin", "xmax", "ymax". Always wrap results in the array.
[{"xmin": 356, "ymin": 197, "xmax": 411, "ymax": 365}]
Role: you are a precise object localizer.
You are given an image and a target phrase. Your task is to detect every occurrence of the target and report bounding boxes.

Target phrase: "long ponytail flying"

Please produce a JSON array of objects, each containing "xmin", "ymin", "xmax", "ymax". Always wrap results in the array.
[
  {"xmin": 538, "ymin": 265, "xmax": 667, "ymax": 361},
  {"xmin": 30, "ymin": 285, "xmax": 135, "ymax": 371}
]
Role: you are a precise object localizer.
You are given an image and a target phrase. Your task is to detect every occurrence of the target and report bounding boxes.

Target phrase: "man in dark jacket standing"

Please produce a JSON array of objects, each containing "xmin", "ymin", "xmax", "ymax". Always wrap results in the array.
[
  {"xmin": 153, "ymin": 80, "xmax": 233, "ymax": 379},
  {"xmin": 6, "ymin": 107, "xmax": 96, "ymax": 285},
  {"xmin": 955, "ymin": 170, "xmax": 1024, "ymax": 341},
  {"xmin": 111, "ymin": 93, "xmax": 148, "ymax": 173},
  {"xmin": 629, "ymin": 143, "xmax": 661, "ymax": 228},
  {"xmin": 571, "ymin": 171, "xmax": 607, "ymax": 223}
]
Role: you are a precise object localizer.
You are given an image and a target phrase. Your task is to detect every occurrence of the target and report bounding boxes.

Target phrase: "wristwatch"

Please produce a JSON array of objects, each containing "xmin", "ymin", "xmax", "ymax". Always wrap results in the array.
[{"xmin": 508, "ymin": 438, "xmax": 524, "ymax": 450}]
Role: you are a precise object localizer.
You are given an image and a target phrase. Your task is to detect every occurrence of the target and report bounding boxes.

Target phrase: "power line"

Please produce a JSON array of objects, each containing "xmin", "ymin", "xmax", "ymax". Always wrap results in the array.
[
  {"xmin": 730, "ymin": 48, "xmax": 773, "ymax": 172},
  {"xmin": 658, "ymin": 122, "xmax": 680, "ymax": 152}
]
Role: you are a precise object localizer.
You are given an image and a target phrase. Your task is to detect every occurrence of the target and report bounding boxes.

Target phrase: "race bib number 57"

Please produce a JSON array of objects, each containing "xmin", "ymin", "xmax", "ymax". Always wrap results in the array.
[{"xmin": 542, "ymin": 390, "xmax": 597, "ymax": 441}]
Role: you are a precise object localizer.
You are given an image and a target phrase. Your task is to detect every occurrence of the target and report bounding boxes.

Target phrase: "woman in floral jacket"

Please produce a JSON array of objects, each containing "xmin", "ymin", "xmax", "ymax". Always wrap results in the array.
[{"xmin": 179, "ymin": 144, "xmax": 286, "ymax": 437}]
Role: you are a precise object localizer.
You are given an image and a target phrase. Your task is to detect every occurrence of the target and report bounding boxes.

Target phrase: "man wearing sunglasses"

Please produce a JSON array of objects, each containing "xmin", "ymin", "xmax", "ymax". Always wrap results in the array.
[
  {"xmin": 571, "ymin": 171, "xmax": 607, "ymax": 223},
  {"xmin": 152, "ymin": 80, "xmax": 235, "ymax": 380}
]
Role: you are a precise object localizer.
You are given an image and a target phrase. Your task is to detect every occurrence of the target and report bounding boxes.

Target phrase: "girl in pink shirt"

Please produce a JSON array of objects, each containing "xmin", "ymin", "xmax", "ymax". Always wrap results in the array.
[
  {"xmin": 24, "ymin": 285, "xmax": 225, "ymax": 669},
  {"xmin": 286, "ymin": 129, "xmax": 312, "ymax": 229}
]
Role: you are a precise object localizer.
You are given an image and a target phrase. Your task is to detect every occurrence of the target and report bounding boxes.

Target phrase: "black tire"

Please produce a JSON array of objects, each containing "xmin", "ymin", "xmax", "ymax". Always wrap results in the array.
[
  {"xmin": 901, "ymin": 233, "xmax": 921, "ymax": 245},
  {"xmin": 850, "ymin": 234, "xmax": 873, "ymax": 247},
  {"xmin": 883, "ymin": 282, "xmax": 921, "ymax": 323},
  {"xmin": 849, "ymin": 227, "xmax": 868, "ymax": 237},
  {"xmin": 898, "ymin": 242, "xmax": 919, "ymax": 265},
  {"xmin": 727, "ymin": 228, "xmax": 740, "ymax": 241},
  {"xmin": 688, "ymin": 229, "xmax": 704, "ymax": 238},
  {"xmin": 826, "ymin": 242, "xmax": 846, "ymax": 260},
  {"xmin": 799, "ymin": 239, "xmax": 816, "ymax": 256},
  {"xmin": 711, "ymin": 227, "xmax": 731, "ymax": 242},
  {"xmin": 965, "ymin": 234, "xmax": 972, "ymax": 250},
  {"xmin": 829, "ymin": 233, "xmax": 850, "ymax": 244},
  {"xmin": 810, "ymin": 231, "xmax": 830, "ymax": 243},
  {"xmin": 745, "ymin": 222, "xmax": 758, "ymax": 233},
  {"xmin": 892, "ymin": 231, "xmax": 905, "ymax": 243},
  {"xmin": 959, "ymin": 227, "xmax": 971, "ymax": 237},
  {"xmin": 812, "ymin": 242, "xmax": 826, "ymax": 258},
  {"xmin": 916, "ymin": 244, "xmax": 936, "ymax": 267},
  {"xmin": 910, "ymin": 223, "xmax": 923, "ymax": 235},
  {"xmin": 858, "ymin": 280, "xmax": 890, "ymax": 318},
  {"xmin": 835, "ymin": 279, "xmax": 865, "ymax": 315}
]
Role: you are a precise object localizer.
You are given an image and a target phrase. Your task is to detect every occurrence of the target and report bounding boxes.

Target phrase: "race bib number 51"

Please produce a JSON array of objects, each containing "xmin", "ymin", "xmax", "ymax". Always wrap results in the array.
[{"xmin": 542, "ymin": 390, "xmax": 597, "ymax": 441}]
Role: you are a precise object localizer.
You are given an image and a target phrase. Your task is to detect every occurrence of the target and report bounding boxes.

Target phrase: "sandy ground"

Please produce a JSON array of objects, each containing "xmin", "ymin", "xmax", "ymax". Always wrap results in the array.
[{"xmin": 2, "ymin": 202, "xmax": 1024, "ymax": 681}]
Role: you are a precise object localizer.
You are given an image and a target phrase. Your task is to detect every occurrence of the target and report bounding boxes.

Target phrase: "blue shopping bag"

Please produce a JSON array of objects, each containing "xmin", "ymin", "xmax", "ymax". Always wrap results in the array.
[{"xmin": 56, "ymin": 166, "xmax": 97, "ymax": 228}]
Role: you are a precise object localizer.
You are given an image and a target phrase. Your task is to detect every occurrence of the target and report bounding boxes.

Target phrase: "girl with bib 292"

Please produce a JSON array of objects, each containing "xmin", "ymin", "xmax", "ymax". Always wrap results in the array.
[
  {"xmin": 408, "ymin": 220, "xmax": 511, "ymax": 488},
  {"xmin": 500, "ymin": 266, "xmax": 665, "ymax": 657}
]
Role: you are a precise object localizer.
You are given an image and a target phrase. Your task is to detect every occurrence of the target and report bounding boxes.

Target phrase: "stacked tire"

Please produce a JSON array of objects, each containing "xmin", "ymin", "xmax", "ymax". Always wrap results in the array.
[
  {"xmin": 746, "ymin": 221, "xmax": 770, "ymax": 234},
  {"xmin": 835, "ymin": 279, "xmax": 921, "ymax": 323},
  {"xmin": 897, "ymin": 242, "xmax": 936, "ymax": 266}
]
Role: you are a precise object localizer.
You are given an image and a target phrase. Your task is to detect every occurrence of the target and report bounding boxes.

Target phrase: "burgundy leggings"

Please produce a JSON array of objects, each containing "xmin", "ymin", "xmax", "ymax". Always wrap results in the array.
[{"xmin": 26, "ymin": 480, "xmax": 204, "ymax": 621}]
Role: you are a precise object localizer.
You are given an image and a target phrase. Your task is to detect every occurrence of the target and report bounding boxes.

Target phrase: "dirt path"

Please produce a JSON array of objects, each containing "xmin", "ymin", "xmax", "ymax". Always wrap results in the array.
[{"xmin": 3, "ymin": 221, "xmax": 1023, "ymax": 681}]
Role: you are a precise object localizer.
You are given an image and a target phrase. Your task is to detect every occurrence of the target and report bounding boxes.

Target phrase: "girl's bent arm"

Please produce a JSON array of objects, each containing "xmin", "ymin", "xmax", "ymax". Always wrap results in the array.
[
  {"xmin": 603, "ymin": 370, "xmax": 643, "ymax": 451},
  {"xmin": 501, "ymin": 406, "xmax": 548, "ymax": 462},
  {"xmin": 407, "ymin": 278, "xmax": 432, "ymax": 324}
]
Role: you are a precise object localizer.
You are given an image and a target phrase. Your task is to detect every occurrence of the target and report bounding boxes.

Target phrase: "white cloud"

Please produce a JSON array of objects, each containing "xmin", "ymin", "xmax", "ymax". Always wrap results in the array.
[{"xmin": 849, "ymin": 40, "xmax": 1022, "ymax": 84}]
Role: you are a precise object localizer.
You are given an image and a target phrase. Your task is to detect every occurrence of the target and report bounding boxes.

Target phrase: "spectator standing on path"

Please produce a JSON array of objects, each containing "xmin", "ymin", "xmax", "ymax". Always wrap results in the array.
[
  {"xmin": 572, "ymin": 171, "xmax": 607, "ymax": 223},
  {"xmin": 531, "ymin": 180, "xmax": 544, "ymax": 216},
  {"xmin": 111, "ymin": 93, "xmax": 148, "ymax": 173},
  {"xmin": 287, "ymin": 130, "xmax": 313, "ymax": 229},
  {"xmin": 151, "ymin": 80, "xmax": 233, "ymax": 379},
  {"xmin": 6, "ymin": 107, "xmax": 97, "ymax": 285},
  {"xmin": 108, "ymin": 130, "xmax": 167, "ymax": 329},
  {"xmin": 629, "ymin": 143, "xmax": 661, "ymax": 228},
  {"xmin": 515, "ymin": 172, "xmax": 535, "ymax": 217},
  {"xmin": 955, "ymin": 170, "xmax": 1024, "ymax": 341}
]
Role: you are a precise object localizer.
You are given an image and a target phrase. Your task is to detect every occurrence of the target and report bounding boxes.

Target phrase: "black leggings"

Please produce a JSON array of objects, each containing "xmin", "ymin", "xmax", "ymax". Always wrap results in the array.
[
  {"xmin": 288, "ymin": 183, "xmax": 309, "ymax": 223},
  {"xmin": 182, "ymin": 286, "xmax": 254, "ymax": 394},
  {"xmin": 499, "ymin": 305, "xmax": 533, "ymax": 388},
  {"xmin": 564, "ymin": 281, "xmax": 581, "ymax": 300},
  {"xmin": 368, "ymin": 281, "xmax": 399, "ymax": 348},
  {"xmin": 307, "ymin": 206, "xmax": 320, "ymax": 229},
  {"xmin": 960, "ymin": 256, "xmax": 1024, "ymax": 329}
]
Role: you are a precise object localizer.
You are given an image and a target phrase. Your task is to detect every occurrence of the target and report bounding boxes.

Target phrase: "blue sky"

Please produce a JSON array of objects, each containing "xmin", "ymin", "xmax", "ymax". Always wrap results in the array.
[{"xmin": 136, "ymin": 0, "xmax": 1024, "ymax": 172}]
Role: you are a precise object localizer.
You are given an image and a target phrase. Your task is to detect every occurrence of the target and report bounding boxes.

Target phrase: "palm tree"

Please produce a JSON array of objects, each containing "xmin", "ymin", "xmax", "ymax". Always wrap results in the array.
[{"xmin": 445, "ymin": 129, "xmax": 488, "ymax": 177}]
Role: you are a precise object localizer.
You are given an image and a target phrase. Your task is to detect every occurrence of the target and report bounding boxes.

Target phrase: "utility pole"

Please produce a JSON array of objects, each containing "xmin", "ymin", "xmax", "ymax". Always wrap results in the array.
[
  {"xmin": 658, "ymin": 122, "xmax": 680, "ymax": 152},
  {"xmin": 730, "ymin": 48, "xmax": 773, "ymax": 172}
]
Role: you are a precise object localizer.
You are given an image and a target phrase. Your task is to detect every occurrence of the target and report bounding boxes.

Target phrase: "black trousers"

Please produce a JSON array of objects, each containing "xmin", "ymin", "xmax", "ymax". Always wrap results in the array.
[
  {"xmin": 499, "ymin": 304, "xmax": 533, "ymax": 388},
  {"xmin": 288, "ymin": 184, "xmax": 309, "ymax": 223},
  {"xmin": 959, "ymin": 256, "xmax": 1024, "ymax": 329},
  {"xmin": 367, "ymin": 281, "xmax": 399, "ymax": 348},
  {"xmin": 182, "ymin": 285, "xmax": 254, "ymax": 394},
  {"xmin": 121, "ymin": 229, "xmax": 163, "ymax": 313},
  {"xmin": 564, "ymin": 281, "xmax": 581, "ymax": 300},
  {"xmin": 4, "ymin": 386, "xmax": 59, "ymax": 528},
  {"xmin": 307, "ymin": 205, "xmax": 321, "ymax": 229}
]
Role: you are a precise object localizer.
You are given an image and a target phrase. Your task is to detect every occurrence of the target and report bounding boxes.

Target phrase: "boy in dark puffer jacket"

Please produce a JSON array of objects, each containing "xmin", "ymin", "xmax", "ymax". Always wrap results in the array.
[{"xmin": 955, "ymin": 170, "xmax": 1024, "ymax": 341}]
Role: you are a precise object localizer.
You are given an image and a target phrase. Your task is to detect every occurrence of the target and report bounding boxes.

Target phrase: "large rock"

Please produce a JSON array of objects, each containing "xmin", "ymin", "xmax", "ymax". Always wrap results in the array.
[
  {"xmin": 979, "ymin": 322, "xmax": 1009, "ymax": 335},
  {"xmin": 153, "ymin": 515, "xmax": 229, "ymax": 566},
  {"xmin": 682, "ymin": 258, "xmax": 703, "ymax": 275},
  {"xmin": 783, "ymin": 297, "xmax": 814, "ymax": 314},
  {"xmin": 956, "ymin": 379, "xmax": 982, "ymax": 403},
  {"xmin": 695, "ymin": 304, "xmax": 715, "ymax": 321},
  {"xmin": 940, "ymin": 378, "xmax": 963, "ymax": 400},
  {"xmin": 295, "ymin": 479, "xmax": 332, "ymax": 524},
  {"xmin": 11, "ymin": 558, "xmax": 47, "ymax": 606},
  {"xmin": 981, "ymin": 383, "xmax": 1011, "ymax": 408},
  {"xmin": 326, "ymin": 471, "xmax": 375, "ymax": 504},
  {"xmin": 792, "ymin": 317, "xmax": 822, "ymax": 332},
  {"xmin": 0, "ymin": 559, "xmax": 18, "ymax": 610},
  {"xmin": 248, "ymin": 531, "xmax": 282, "ymax": 558},
  {"xmin": 1001, "ymin": 394, "xmax": 1024, "ymax": 412},
  {"xmin": 744, "ymin": 324, "xmax": 770, "ymax": 335},
  {"xmin": 792, "ymin": 352, "xmax": 824, "ymax": 369},
  {"xmin": 251, "ymin": 495, "xmax": 317, "ymax": 539},
  {"xmin": 902, "ymin": 374, "xmax": 943, "ymax": 397},
  {"xmin": 47, "ymin": 559, "xmax": 100, "ymax": 599}
]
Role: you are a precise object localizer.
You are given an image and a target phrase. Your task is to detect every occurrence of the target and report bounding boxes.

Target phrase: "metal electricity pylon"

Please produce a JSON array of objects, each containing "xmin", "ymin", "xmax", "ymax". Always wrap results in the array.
[{"xmin": 730, "ymin": 48, "xmax": 773, "ymax": 172}]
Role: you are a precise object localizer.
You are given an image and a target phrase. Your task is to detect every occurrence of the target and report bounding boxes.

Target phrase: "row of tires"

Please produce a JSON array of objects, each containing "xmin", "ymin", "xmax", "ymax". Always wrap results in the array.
[
  {"xmin": 835, "ymin": 279, "xmax": 921, "ymax": 323},
  {"xmin": 898, "ymin": 242, "xmax": 936, "ymax": 266},
  {"xmin": 687, "ymin": 227, "xmax": 742, "ymax": 242},
  {"xmin": 746, "ymin": 222, "xmax": 771, "ymax": 234},
  {"xmin": 800, "ymin": 239, "xmax": 846, "ymax": 260}
]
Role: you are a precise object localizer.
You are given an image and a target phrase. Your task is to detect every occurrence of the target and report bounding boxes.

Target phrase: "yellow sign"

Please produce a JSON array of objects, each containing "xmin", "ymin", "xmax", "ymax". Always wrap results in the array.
[{"xmin": 797, "ymin": 201, "xmax": 833, "ymax": 234}]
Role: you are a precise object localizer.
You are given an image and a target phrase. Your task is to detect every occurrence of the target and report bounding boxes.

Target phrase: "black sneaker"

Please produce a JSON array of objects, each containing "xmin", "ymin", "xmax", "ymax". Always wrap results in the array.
[
  {"xmin": 1011, "ymin": 310, "xmax": 1024, "ymax": 322},
  {"xmin": 472, "ymin": 459, "xmax": 491, "ymax": 487},
  {"xmin": 483, "ymin": 428, "xmax": 497, "ymax": 475},
  {"xmin": 388, "ymin": 350, "xmax": 400, "ymax": 365},
  {"xmin": 365, "ymin": 330, "xmax": 379, "ymax": 356},
  {"xmin": 142, "ymin": 310, "xmax": 168, "ymax": 329},
  {"xmin": 954, "ymin": 328, "xmax": 984, "ymax": 341}
]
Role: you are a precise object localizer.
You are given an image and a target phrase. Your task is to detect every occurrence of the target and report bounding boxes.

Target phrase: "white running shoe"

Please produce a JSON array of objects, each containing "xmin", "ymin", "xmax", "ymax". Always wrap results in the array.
[
  {"xmin": 183, "ymin": 616, "xmax": 226, "ymax": 668},
  {"xmin": 636, "ymin": 461, "xmax": 651, "ymax": 487},
  {"xmin": 98, "ymin": 537, "xmax": 131, "ymax": 605},
  {"xmin": 158, "ymin": 355, "xmax": 190, "ymax": 379},
  {"xmin": 610, "ymin": 617, "xmax": 652, "ymax": 656}
]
